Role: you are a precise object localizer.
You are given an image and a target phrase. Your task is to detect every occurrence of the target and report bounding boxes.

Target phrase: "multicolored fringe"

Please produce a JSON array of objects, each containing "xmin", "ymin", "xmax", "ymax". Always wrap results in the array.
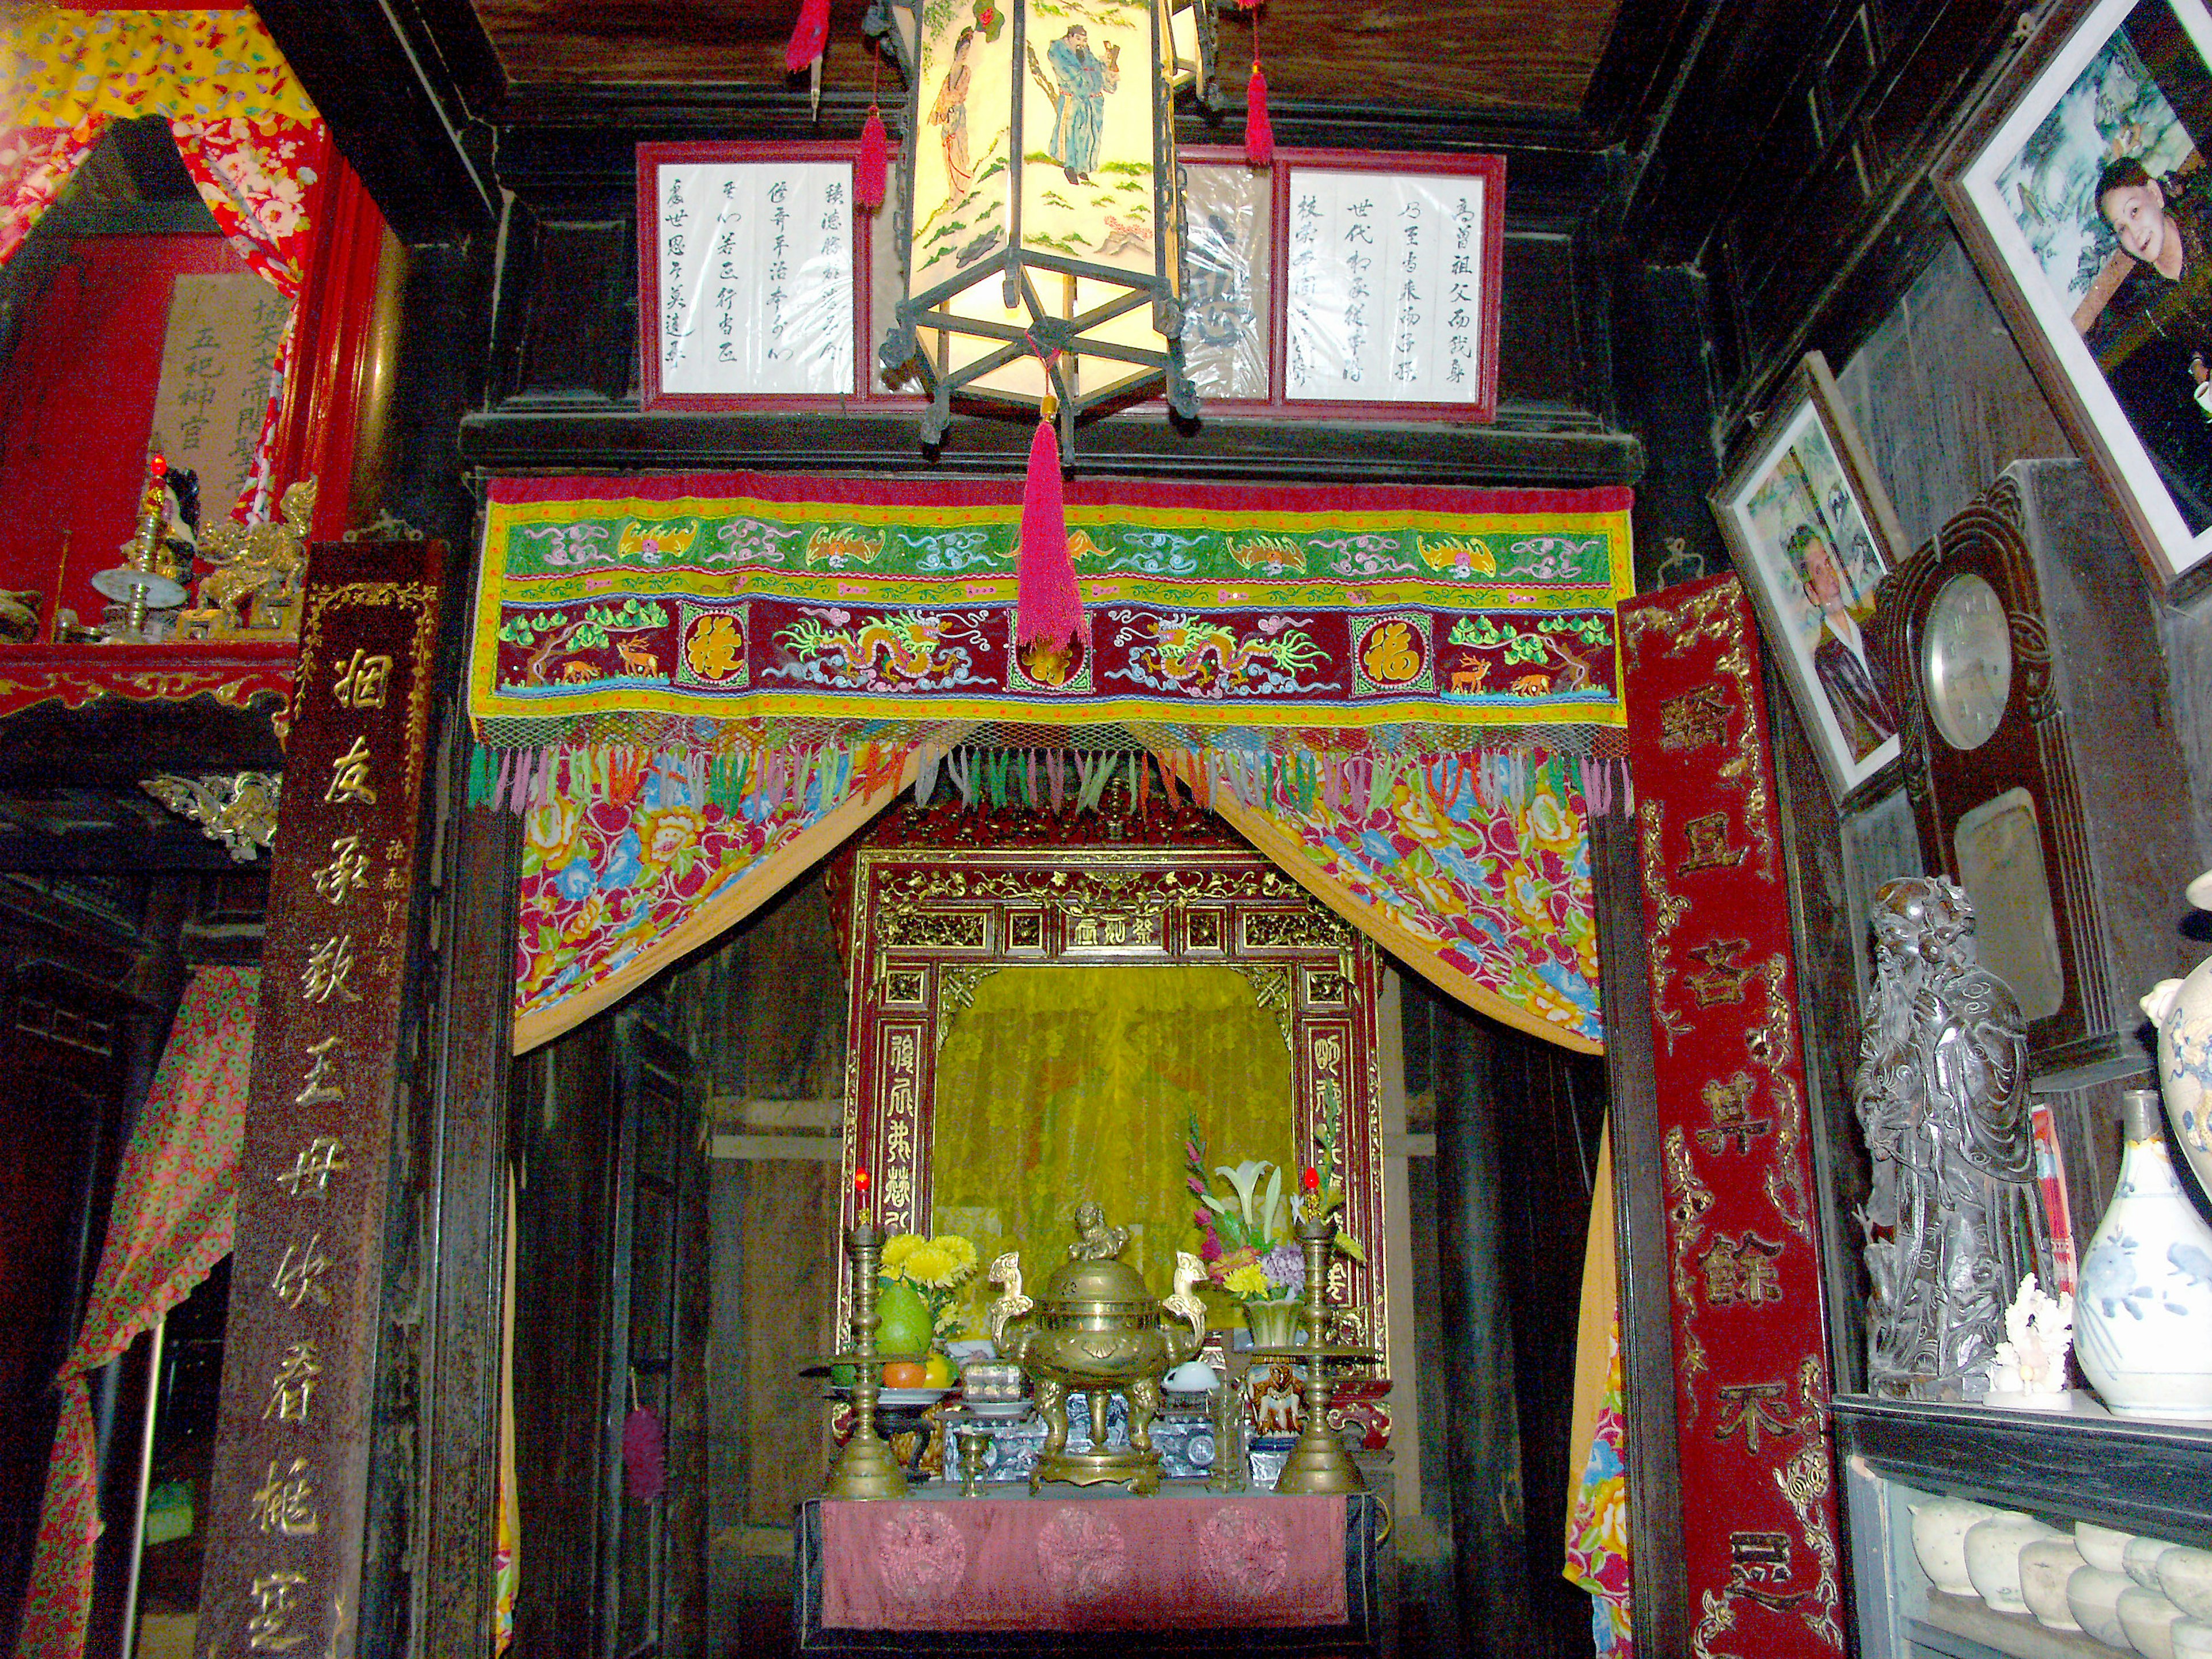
[
  {"xmin": 468, "ymin": 738, "xmax": 892, "ymax": 818},
  {"xmin": 473, "ymin": 738, "xmax": 1634, "ymax": 823}
]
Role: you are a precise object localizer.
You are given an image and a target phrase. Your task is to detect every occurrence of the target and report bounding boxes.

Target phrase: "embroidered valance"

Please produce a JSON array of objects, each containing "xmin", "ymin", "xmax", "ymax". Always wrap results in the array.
[{"xmin": 469, "ymin": 475, "xmax": 1633, "ymax": 754}]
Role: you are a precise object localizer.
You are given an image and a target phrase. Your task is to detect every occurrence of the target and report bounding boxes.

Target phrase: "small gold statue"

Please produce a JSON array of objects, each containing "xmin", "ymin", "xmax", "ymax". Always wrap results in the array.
[
  {"xmin": 178, "ymin": 479, "xmax": 316, "ymax": 641},
  {"xmin": 1067, "ymin": 1199, "xmax": 1129, "ymax": 1262}
]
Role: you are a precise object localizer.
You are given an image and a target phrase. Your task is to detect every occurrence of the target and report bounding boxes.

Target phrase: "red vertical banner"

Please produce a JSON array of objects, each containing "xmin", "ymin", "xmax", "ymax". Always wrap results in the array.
[
  {"xmin": 1619, "ymin": 574, "xmax": 1844, "ymax": 1658},
  {"xmin": 195, "ymin": 543, "xmax": 442, "ymax": 1659}
]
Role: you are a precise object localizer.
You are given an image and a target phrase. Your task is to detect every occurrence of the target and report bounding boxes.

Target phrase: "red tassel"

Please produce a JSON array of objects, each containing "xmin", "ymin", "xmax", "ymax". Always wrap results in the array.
[
  {"xmin": 784, "ymin": 0, "xmax": 831, "ymax": 74},
  {"xmin": 1016, "ymin": 408, "xmax": 1081, "ymax": 647},
  {"xmin": 857, "ymin": 105, "xmax": 888, "ymax": 210},
  {"xmin": 1245, "ymin": 64, "xmax": 1274, "ymax": 169}
]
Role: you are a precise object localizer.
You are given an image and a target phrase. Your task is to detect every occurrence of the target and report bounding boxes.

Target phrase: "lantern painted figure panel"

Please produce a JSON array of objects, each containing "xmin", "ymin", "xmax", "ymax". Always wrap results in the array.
[
  {"xmin": 913, "ymin": 12, "xmax": 1013, "ymax": 297},
  {"xmin": 878, "ymin": 0, "xmax": 1209, "ymax": 419}
]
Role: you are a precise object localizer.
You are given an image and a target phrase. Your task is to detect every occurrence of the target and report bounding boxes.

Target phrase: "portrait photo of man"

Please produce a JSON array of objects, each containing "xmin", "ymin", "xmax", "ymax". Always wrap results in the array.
[{"xmin": 1787, "ymin": 522, "xmax": 1896, "ymax": 763}]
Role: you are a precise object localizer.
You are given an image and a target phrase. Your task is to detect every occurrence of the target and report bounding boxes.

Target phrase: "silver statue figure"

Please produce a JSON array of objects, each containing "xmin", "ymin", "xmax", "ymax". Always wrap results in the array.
[{"xmin": 1854, "ymin": 877, "xmax": 2052, "ymax": 1400}]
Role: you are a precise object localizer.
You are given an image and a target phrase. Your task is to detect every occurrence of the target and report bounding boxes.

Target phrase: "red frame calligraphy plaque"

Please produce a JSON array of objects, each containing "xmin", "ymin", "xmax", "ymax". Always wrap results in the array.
[
  {"xmin": 195, "ymin": 542, "xmax": 442, "ymax": 1659},
  {"xmin": 1620, "ymin": 574, "xmax": 1845, "ymax": 1658}
]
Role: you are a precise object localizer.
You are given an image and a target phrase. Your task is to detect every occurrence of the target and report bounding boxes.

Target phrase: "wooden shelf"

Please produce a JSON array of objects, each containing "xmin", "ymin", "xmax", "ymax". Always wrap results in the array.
[{"xmin": 1834, "ymin": 1394, "xmax": 2212, "ymax": 1547}]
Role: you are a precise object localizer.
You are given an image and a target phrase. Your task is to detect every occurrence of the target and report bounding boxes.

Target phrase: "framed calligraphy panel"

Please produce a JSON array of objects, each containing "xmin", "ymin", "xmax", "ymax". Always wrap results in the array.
[
  {"xmin": 637, "ymin": 142, "xmax": 872, "ymax": 408},
  {"xmin": 1280, "ymin": 154, "xmax": 1502, "ymax": 416},
  {"xmin": 195, "ymin": 540, "xmax": 443, "ymax": 1659}
]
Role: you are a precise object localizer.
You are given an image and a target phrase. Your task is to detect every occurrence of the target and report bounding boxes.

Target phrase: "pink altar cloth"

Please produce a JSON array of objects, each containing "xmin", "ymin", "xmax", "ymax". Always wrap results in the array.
[{"xmin": 819, "ymin": 1495, "xmax": 1349, "ymax": 1631}]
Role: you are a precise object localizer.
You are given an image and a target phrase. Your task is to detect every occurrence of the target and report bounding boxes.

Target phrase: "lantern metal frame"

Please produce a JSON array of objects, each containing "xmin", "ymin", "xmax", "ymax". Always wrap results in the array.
[{"xmin": 867, "ymin": 0, "xmax": 1215, "ymax": 444}]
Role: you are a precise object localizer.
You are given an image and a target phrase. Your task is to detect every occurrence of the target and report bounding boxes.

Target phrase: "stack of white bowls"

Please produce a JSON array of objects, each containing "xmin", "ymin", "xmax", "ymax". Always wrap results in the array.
[{"xmin": 1908, "ymin": 1501, "xmax": 2212, "ymax": 1657}]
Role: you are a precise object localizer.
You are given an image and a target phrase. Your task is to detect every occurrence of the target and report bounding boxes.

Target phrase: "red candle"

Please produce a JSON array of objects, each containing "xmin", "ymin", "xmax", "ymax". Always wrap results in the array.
[{"xmin": 1302, "ymin": 1165, "xmax": 1319, "ymax": 1193}]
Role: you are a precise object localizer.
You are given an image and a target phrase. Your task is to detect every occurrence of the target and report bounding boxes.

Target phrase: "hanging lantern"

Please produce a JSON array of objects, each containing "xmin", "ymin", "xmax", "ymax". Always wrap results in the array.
[{"xmin": 870, "ymin": 0, "xmax": 1214, "ymax": 439}]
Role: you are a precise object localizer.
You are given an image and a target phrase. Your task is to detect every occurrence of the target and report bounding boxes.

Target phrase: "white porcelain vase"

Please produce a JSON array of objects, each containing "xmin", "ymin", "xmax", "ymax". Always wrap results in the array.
[
  {"xmin": 2142, "ymin": 869, "xmax": 2212, "ymax": 1202},
  {"xmin": 2074, "ymin": 1090, "xmax": 2212, "ymax": 1420}
]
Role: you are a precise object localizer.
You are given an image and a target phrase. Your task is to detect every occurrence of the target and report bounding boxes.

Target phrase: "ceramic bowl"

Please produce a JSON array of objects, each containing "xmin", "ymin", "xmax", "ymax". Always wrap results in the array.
[
  {"xmin": 1911, "ymin": 1498, "xmax": 2006, "ymax": 1595},
  {"xmin": 2021, "ymin": 1537, "xmax": 2088, "ymax": 1630},
  {"xmin": 2074, "ymin": 1567, "xmax": 2138, "ymax": 1647},
  {"xmin": 1164, "ymin": 1359, "xmax": 1219, "ymax": 1393},
  {"xmin": 2080, "ymin": 1523, "xmax": 2138, "ymax": 1574},
  {"xmin": 2121, "ymin": 1585, "xmax": 2188, "ymax": 1659},
  {"xmin": 2162, "ymin": 1551, "xmax": 2212, "ymax": 1624},
  {"xmin": 944, "ymin": 1338, "xmax": 997, "ymax": 1363},
  {"xmin": 2174, "ymin": 1619, "xmax": 2212, "ymax": 1659},
  {"xmin": 2133, "ymin": 1537, "xmax": 2187, "ymax": 1589},
  {"xmin": 1966, "ymin": 1514, "xmax": 2066, "ymax": 1613}
]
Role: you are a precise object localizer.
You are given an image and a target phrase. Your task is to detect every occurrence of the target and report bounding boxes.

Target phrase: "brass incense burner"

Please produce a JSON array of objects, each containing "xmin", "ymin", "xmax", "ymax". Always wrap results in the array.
[{"xmin": 988, "ymin": 1204, "xmax": 1205, "ymax": 1495}]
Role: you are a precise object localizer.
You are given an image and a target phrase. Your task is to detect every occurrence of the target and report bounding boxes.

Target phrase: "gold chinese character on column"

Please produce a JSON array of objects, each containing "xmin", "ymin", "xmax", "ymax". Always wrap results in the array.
[
  {"xmin": 247, "ymin": 1570, "xmax": 310, "ymax": 1651},
  {"xmin": 276, "ymin": 1135, "xmax": 349, "ymax": 1198},
  {"xmin": 293, "ymin": 1036, "xmax": 344, "ymax": 1108},
  {"xmin": 312, "ymin": 833, "xmax": 372, "ymax": 905},
  {"xmin": 262, "ymin": 1340, "xmax": 322, "ymax": 1423},
  {"xmin": 331, "ymin": 648, "xmax": 393, "ymax": 709},
  {"xmin": 325, "ymin": 736, "xmax": 377, "ymax": 805},
  {"xmin": 301, "ymin": 935, "xmax": 361, "ymax": 1005},
  {"xmin": 1698, "ymin": 1231, "xmax": 1787, "ymax": 1307},
  {"xmin": 271, "ymin": 1235, "xmax": 331, "ymax": 1309},
  {"xmin": 248, "ymin": 1456, "xmax": 321, "ymax": 1537}
]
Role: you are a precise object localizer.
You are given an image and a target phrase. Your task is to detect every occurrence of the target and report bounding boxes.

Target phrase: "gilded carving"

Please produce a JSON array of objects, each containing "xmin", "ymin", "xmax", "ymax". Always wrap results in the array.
[
  {"xmin": 1699, "ymin": 1232, "xmax": 1786, "ymax": 1308},
  {"xmin": 1711, "ymin": 1381, "xmax": 1798, "ymax": 1452},
  {"xmin": 139, "ymin": 771, "xmax": 280, "ymax": 862},
  {"xmin": 1691, "ymin": 1586, "xmax": 1742, "ymax": 1659},
  {"xmin": 1219, "ymin": 961, "xmax": 1294, "ymax": 1048},
  {"xmin": 1240, "ymin": 908, "xmax": 1356, "ymax": 952},
  {"xmin": 1662, "ymin": 1127, "xmax": 1713, "ymax": 1419},
  {"xmin": 247, "ymin": 1457, "xmax": 321, "ymax": 1538},
  {"xmin": 1682, "ymin": 938, "xmax": 1756, "ymax": 1007},
  {"xmin": 1695, "ymin": 1074, "xmax": 1769, "ymax": 1155},
  {"xmin": 1775, "ymin": 1442, "xmax": 1844, "ymax": 1648},
  {"xmin": 1637, "ymin": 801, "xmax": 1691, "ymax": 1051}
]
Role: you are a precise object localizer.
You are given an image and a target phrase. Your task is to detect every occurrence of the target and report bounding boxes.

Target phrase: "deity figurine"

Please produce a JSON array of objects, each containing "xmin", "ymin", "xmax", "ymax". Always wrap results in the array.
[{"xmin": 1853, "ymin": 877, "xmax": 2052, "ymax": 1400}]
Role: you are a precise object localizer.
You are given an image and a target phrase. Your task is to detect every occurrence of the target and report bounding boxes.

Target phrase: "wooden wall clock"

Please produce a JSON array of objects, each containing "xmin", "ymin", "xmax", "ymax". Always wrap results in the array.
[{"xmin": 1869, "ymin": 461, "xmax": 2199, "ymax": 1082}]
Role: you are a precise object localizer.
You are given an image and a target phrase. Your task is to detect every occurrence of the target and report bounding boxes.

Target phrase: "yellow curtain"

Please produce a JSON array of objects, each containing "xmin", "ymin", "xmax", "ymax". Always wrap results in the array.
[{"xmin": 931, "ymin": 965, "xmax": 1292, "ymax": 1324}]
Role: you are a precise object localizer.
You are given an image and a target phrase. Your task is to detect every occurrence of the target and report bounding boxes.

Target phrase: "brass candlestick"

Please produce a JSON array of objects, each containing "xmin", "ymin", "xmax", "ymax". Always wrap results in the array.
[
  {"xmin": 1274, "ymin": 1215, "xmax": 1366, "ymax": 1495},
  {"xmin": 823, "ymin": 1217, "xmax": 910, "ymax": 1500}
]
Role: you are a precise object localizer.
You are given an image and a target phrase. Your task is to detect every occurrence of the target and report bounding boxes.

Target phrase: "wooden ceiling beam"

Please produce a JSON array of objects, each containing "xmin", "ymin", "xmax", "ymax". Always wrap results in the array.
[
  {"xmin": 456, "ymin": 406, "xmax": 1642, "ymax": 487},
  {"xmin": 253, "ymin": 0, "xmax": 506, "ymax": 242}
]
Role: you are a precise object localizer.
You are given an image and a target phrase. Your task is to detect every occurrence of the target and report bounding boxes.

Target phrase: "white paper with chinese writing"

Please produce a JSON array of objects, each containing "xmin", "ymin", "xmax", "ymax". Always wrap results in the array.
[
  {"xmin": 1285, "ymin": 169, "xmax": 1485, "ymax": 403},
  {"xmin": 654, "ymin": 161, "xmax": 854, "ymax": 397}
]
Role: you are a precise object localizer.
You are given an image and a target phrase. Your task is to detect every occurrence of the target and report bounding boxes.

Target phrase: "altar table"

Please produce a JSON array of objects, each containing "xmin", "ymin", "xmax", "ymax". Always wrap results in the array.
[{"xmin": 794, "ymin": 1488, "xmax": 1384, "ymax": 1654}]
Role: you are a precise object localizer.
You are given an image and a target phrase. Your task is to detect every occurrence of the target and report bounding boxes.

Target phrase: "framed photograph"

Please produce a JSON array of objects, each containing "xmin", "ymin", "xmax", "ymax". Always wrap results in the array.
[
  {"xmin": 1934, "ymin": 0, "xmax": 2212, "ymax": 596},
  {"xmin": 1709, "ymin": 351, "xmax": 1908, "ymax": 802}
]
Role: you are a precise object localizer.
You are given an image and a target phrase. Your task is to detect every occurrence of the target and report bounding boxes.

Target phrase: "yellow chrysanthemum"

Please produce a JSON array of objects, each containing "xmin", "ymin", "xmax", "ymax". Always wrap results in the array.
[
  {"xmin": 930, "ymin": 1234, "xmax": 979, "ymax": 1281},
  {"xmin": 902, "ymin": 1242, "xmax": 958, "ymax": 1286},
  {"xmin": 1224, "ymin": 1263, "xmax": 1271, "ymax": 1298},
  {"xmin": 880, "ymin": 1234, "xmax": 924, "ymax": 1277}
]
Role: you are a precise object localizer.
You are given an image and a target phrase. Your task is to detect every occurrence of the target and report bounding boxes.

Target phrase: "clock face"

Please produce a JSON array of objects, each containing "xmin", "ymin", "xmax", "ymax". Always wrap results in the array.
[{"xmin": 1920, "ymin": 573, "xmax": 2012, "ymax": 751}]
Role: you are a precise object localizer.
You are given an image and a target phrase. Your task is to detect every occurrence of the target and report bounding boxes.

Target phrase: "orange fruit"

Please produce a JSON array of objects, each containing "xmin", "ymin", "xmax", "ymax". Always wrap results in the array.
[{"xmin": 881, "ymin": 1361, "xmax": 927, "ymax": 1388}]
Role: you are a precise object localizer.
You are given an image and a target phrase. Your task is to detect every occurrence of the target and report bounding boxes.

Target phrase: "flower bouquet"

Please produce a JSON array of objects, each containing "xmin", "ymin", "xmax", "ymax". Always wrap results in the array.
[
  {"xmin": 1185, "ymin": 1107, "xmax": 1366, "ymax": 1344},
  {"xmin": 865, "ymin": 1232, "xmax": 979, "ymax": 1387},
  {"xmin": 1185, "ymin": 1118, "xmax": 1303, "ymax": 1340}
]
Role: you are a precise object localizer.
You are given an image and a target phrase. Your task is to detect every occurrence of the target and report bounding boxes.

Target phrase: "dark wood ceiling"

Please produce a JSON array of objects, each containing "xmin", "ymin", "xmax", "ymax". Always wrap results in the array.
[{"xmin": 472, "ymin": 0, "xmax": 1624, "ymax": 111}]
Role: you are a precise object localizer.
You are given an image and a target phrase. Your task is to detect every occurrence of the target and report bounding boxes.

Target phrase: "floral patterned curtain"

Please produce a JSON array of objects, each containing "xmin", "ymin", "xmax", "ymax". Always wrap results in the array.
[
  {"xmin": 2, "ymin": 6, "xmax": 328, "ymax": 517},
  {"xmin": 506, "ymin": 736, "xmax": 923, "ymax": 1052},
  {"xmin": 1150, "ymin": 743, "xmax": 1610, "ymax": 1053},
  {"xmin": 501, "ymin": 736, "xmax": 1616, "ymax": 1056},
  {"xmin": 16, "ymin": 966, "xmax": 257, "ymax": 1659}
]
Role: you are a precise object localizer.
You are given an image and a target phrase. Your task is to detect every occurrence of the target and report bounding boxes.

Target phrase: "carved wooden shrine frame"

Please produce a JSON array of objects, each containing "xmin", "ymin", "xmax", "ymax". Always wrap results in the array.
[{"xmin": 835, "ymin": 830, "xmax": 1392, "ymax": 1381}]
